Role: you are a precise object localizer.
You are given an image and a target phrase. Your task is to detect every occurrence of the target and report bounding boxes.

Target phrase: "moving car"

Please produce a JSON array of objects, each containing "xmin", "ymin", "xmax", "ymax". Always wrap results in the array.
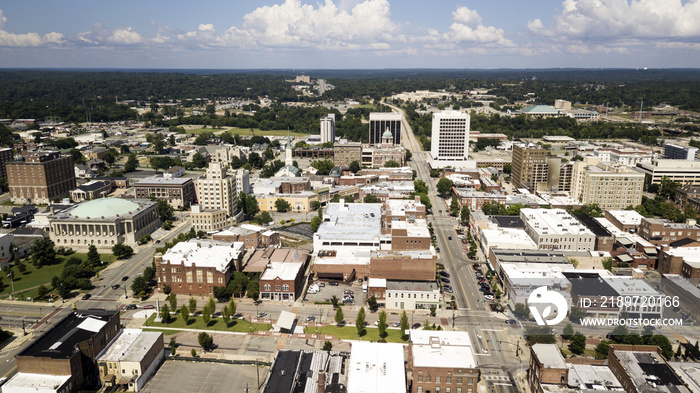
[
  {"xmin": 125, "ymin": 304, "xmax": 138, "ymax": 310},
  {"xmin": 81, "ymin": 294, "xmax": 91, "ymax": 300},
  {"xmin": 143, "ymin": 305, "xmax": 155, "ymax": 309},
  {"xmin": 111, "ymin": 284, "xmax": 120, "ymax": 290},
  {"xmin": 257, "ymin": 312, "xmax": 267, "ymax": 318},
  {"xmin": 121, "ymin": 276, "xmax": 129, "ymax": 281},
  {"xmin": 306, "ymin": 315, "xmax": 316, "ymax": 321},
  {"xmin": 329, "ymin": 282, "xmax": 339, "ymax": 286}
]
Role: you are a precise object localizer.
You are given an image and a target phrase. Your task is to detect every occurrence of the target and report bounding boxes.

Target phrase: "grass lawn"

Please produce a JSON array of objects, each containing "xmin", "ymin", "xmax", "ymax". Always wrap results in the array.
[
  {"xmin": 305, "ymin": 325, "xmax": 408, "ymax": 343},
  {"xmin": 0, "ymin": 251, "xmax": 117, "ymax": 300},
  {"xmin": 145, "ymin": 312, "xmax": 271, "ymax": 333}
]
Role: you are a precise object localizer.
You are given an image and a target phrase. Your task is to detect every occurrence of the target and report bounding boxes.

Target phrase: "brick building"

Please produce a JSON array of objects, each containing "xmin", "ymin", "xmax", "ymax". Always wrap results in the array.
[
  {"xmin": 212, "ymin": 224, "xmax": 280, "ymax": 250},
  {"xmin": 638, "ymin": 217, "xmax": 700, "ymax": 248},
  {"xmin": 134, "ymin": 176, "xmax": 196, "ymax": 209},
  {"xmin": 155, "ymin": 239, "xmax": 245, "ymax": 296},
  {"xmin": 408, "ymin": 330, "xmax": 479, "ymax": 393},
  {"xmin": 7, "ymin": 151, "xmax": 75, "ymax": 204},
  {"xmin": 529, "ymin": 344, "xmax": 568, "ymax": 392},
  {"xmin": 333, "ymin": 141, "xmax": 362, "ymax": 167},
  {"xmin": 259, "ymin": 248, "xmax": 310, "ymax": 301},
  {"xmin": 0, "ymin": 147, "xmax": 13, "ymax": 178},
  {"xmin": 7, "ymin": 310, "xmax": 120, "ymax": 392}
]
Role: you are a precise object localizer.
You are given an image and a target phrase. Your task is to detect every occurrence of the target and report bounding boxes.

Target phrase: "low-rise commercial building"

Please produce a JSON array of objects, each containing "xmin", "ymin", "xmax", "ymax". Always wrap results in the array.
[
  {"xmin": 70, "ymin": 181, "xmax": 112, "ymax": 202},
  {"xmin": 347, "ymin": 342, "xmax": 405, "ymax": 393},
  {"xmin": 190, "ymin": 205, "xmax": 230, "ymax": 233},
  {"xmin": 134, "ymin": 176, "xmax": 196, "ymax": 209},
  {"xmin": 155, "ymin": 239, "xmax": 245, "ymax": 296},
  {"xmin": 262, "ymin": 350, "xmax": 349, "ymax": 393},
  {"xmin": 212, "ymin": 224, "xmax": 280, "ymax": 250},
  {"xmin": 255, "ymin": 191, "xmax": 318, "ymax": 213},
  {"xmin": 636, "ymin": 159, "xmax": 700, "ymax": 185},
  {"xmin": 409, "ymin": 330, "xmax": 478, "ymax": 393},
  {"xmin": 385, "ymin": 281, "xmax": 440, "ymax": 310},
  {"xmin": 96, "ymin": 329, "xmax": 164, "ymax": 392},
  {"xmin": 638, "ymin": 217, "xmax": 700, "ymax": 247},
  {"xmin": 259, "ymin": 248, "xmax": 309, "ymax": 301},
  {"xmin": 520, "ymin": 208, "xmax": 595, "ymax": 251},
  {"xmin": 605, "ymin": 210, "xmax": 645, "ymax": 233},
  {"xmin": 608, "ymin": 345, "xmax": 692, "ymax": 393}
]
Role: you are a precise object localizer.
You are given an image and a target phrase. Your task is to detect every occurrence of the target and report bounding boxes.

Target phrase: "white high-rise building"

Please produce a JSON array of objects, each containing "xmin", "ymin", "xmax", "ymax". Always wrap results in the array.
[
  {"xmin": 430, "ymin": 110, "xmax": 474, "ymax": 168},
  {"xmin": 320, "ymin": 113, "xmax": 335, "ymax": 144}
]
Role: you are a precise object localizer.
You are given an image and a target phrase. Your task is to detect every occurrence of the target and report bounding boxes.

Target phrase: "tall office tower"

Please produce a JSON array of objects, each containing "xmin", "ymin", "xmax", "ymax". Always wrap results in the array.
[
  {"xmin": 511, "ymin": 144, "xmax": 549, "ymax": 191},
  {"xmin": 430, "ymin": 111, "xmax": 470, "ymax": 166},
  {"xmin": 320, "ymin": 113, "xmax": 336, "ymax": 144},
  {"xmin": 7, "ymin": 151, "xmax": 75, "ymax": 204},
  {"xmin": 195, "ymin": 162, "xmax": 237, "ymax": 217},
  {"xmin": 369, "ymin": 112, "xmax": 402, "ymax": 145}
]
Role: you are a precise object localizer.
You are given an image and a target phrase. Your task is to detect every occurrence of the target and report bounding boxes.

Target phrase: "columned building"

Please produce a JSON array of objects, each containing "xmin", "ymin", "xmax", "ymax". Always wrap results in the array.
[{"xmin": 369, "ymin": 112, "xmax": 402, "ymax": 146}]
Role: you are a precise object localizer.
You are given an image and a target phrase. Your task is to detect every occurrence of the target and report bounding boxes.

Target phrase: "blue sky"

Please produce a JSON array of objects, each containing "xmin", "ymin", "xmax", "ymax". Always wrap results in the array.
[{"xmin": 0, "ymin": 0, "xmax": 699, "ymax": 69}]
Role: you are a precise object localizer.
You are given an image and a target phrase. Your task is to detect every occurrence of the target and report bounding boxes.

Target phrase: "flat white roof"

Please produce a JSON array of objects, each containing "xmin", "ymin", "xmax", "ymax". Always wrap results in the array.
[
  {"xmin": 261, "ymin": 262, "xmax": 304, "ymax": 281},
  {"xmin": 500, "ymin": 262, "xmax": 574, "ymax": 279},
  {"xmin": 317, "ymin": 203, "xmax": 382, "ymax": 241},
  {"xmin": 162, "ymin": 239, "xmax": 244, "ymax": 272},
  {"xmin": 664, "ymin": 247, "xmax": 700, "ymax": 262},
  {"xmin": 521, "ymin": 208, "xmax": 594, "ymax": 237},
  {"xmin": 97, "ymin": 328, "xmax": 162, "ymax": 363},
  {"xmin": 391, "ymin": 220, "xmax": 430, "ymax": 237},
  {"xmin": 532, "ymin": 343, "xmax": 567, "ymax": 369},
  {"xmin": 602, "ymin": 276, "xmax": 661, "ymax": 296},
  {"xmin": 347, "ymin": 342, "xmax": 406, "ymax": 393},
  {"xmin": 4, "ymin": 373, "xmax": 71, "ymax": 393},
  {"xmin": 481, "ymin": 227, "xmax": 538, "ymax": 249},
  {"xmin": 369, "ymin": 112, "xmax": 403, "ymax": 121},
  {"xmin": 607, "ymin": 210, "xmax": 644, "ymax": 226},
  {"xmin": 368, "ymin": 278, "xmax": 386, "ymax": 288}
]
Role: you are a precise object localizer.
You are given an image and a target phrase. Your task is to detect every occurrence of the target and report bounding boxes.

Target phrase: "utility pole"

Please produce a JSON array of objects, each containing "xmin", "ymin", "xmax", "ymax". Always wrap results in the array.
[{"xmin": 256, "ymin": 358, "xmax": 260, "ymax": 392}]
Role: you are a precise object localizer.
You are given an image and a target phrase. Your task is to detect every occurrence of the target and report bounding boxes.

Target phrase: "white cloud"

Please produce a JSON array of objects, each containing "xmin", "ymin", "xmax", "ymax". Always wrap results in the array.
[
  {"xmin": 452, "ymin": 7, "xmax": 482, "ymax": 27},
  {"xmin": 0, "ymin": 10, "xmax": 64, "ymax": 47},
  {"xmin": 421, "ymin": 6, "xmax": 512, "ymax": 47},
  {"xmin": 78, "ymin": 23, "xmax": 143, "ymax": 45},
  {"xmin": 529, "ymin": 0, "xmax": 700, "ymax": 40}
]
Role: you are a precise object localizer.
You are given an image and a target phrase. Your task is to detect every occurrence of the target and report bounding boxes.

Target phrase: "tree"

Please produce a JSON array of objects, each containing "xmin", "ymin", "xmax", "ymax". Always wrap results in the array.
[
  {"xmin": 349, "ymin": 161, "xmax": 361, "ymax": 173},
  {"xmin": 202, "ymin": 304, "xmax": 211, "ymax": 325},
  {"xmin": 355, "ymin": 307, "xmax": 366, "ymax": 337},
  {"xmin": 323, "ymin": 341, "xmax": 333, "ymax": 351},
  {"xmin": 568, "ymin": 333, "xmax": 586, "ymax": 355},
  {"xmin": 311, "ymin": 216, "xmax": 322, "ymax": 232},
  {"xmin": 275, "ymin": 198, "xmax": 291, "ymax": 212},
  {"xmin": 206, "ymin": 297, "xmax": 216, "ymax": 317},
  {"xmin": 248, "ymin": 152, "xmax": 264, "ymax": 168},
  {"xmin": 367, "ymin": 296, "xmax": 378, "ymax": 311},
  {"xmin": 130, "ymin": 276, "xmax": 149, "ymax": 295},
  {"xmin": 37, "ymin": 284, "xmax": 50, "ymax": 299},
  {"xmin": 168, "ymin": 293, "xmax": 177, "ymax": 310},
  {"xmin": 198, "ymin": 332, "xmax": 214, "ymax": 351},
  {"xmin": 418, "ymin": 193, "xmax": 431, "ymax": 210},
  {"xmin": 311, "ymin": 201, "xmax": 321, "ymax": 211},
  {"xmin": 429, "ymin": 305, "xmax": 437, "ymax": 316},
  {"xmin": 162, "ymin": 284, "xmax": 171, "ymax": 295},
  {"xmin": 180, "ymin": 305, "xmax": 190, "ymax": 324},
  {"xmin": 450, "ymin": 197, "xmax": 460, "ymax": 216},
  {"xmin": 330, "ymin": 295, "xmax": 339, "ymax": 309},
  {"xmin": 29, "ymin": 238, "xmax": 57, "ymax": 267},
  {"xmin": 363, "ymin": 194, "xmax": 379, "ymax": 203},
  {"xmin": 460, "ymin": 206, "xmax": 470, "ymax": 225},
  {"xmin": 112, "ymin": 243, "xmax": 133, "ymax": 259},
  {"xmin": 228, "ymin": 272, "xmax": 249, "ymax": 297},
  {"xmin": 414, "ymin": 179, "xmax": 428, "ymax": 194},
  {"xmin": 124, "ymin": 154, "xmax": 138, "ymax": 172},
  {"xmin": 569, "ymin": 306, "xmax": 588, "ymax": 324},
  {"xmin": 334, "ymin": 305, "xmax": 344, "ymax": 325},
  {"xmin": 227, "ymin": 299, "xmax": 237, "ymax": 318},
  {"xmin": 86, "ymin": 245, "xmax": 101, "ymax": 268},
  {"xmin": 188, "ymin": 297, "xmax": 197, "ymax": 315},
  {"xmin": 562, "ymin": 323, "xmax": 574, "ymax": 339},
  {"xmin": 156, "ymin": 199, "xmax": 174, "ymax": 220},
  {"xmin": 213, "ymin": 286, "xmax": 229, "ymax": 302},
  {"xmin": 222, "ymin": 304, "xmax": 231, "ymax": 326},
  {"xmin": 595, "ymin": 341, "xmax": 611, "ymax": 359},
  {"xmin": 384, "ymin": 160, "xmax": 400, "ymax": 167},
  {"xmin": 602, "ymin": 257, "xmax": 614, "ymax": 271},
  {"xmin": 310, "ymin": 159, "xmax": 335, "ymax": 175},
  {"xmin": 253, "ymin": 211, "xmax": 273, "ymax": 225},
  {"xmin": 238, "ymin": 192, "xmax": 260, "ymax": 218},
  {"xmin": 611, "ymin": 325, "xmax": 629, "ymax": 341},
  {"xmin": 378, "ymin": 310, "xmax": 388, "ymax": 340},
  {"xmin": 160, "ymin": 304, "xmax": 171, "ymax": 324},
  {"xmin": 685, "ymin": 203, "xmax": 697, "ymax": 219},
  {"xmin": 191, "ymin": 348, "xmax": 197, "ymax": 357},
  {"xmin": 513, "ymin": 303, "xmax": 530, "ymax": 319},
  {"xmin": 436, "ymin": 178, "xmax": 454, "ymax": 197},
  {"xmin": 400, "ymin": 311, "xmax": 409, "ymax": 340}
]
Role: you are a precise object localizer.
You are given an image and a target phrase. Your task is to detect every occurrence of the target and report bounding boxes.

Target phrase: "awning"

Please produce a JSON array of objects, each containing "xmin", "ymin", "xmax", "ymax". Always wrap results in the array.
[
  {"xmin": 616, "ymin": 254, "xmax": 633, "ymax": 263},
  {"xmin": 274, "ymin": 311, "xmax": 296, "ymax": 332},
  {"xmin": 615, "ymin": 237, "xmax": 634, "ymax": 246},
  {"xmin": 644, "ymin": 247, "xmax": 658, "ymax": 255}
]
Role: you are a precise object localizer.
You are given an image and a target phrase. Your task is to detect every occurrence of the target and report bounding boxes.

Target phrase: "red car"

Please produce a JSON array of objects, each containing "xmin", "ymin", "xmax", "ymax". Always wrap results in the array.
[{"xmin": 143, "ymin": 305, "xmax": 155, "ymax": 309}]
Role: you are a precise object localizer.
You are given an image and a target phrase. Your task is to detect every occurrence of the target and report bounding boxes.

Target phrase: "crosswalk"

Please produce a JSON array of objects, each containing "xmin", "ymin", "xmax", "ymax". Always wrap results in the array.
[{"xmin": 482, "ymin": 375, "xmax": 512, "ymax": 384}]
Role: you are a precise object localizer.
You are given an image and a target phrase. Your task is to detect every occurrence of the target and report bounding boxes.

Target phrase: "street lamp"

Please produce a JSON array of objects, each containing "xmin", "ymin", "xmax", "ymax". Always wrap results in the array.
[{"xmin": 124, "ymin": 286, "xmax": 128, "ymax": 299}]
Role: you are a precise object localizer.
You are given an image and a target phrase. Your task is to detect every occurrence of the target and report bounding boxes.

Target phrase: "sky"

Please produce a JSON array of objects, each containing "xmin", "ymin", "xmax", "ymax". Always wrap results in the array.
[{"xmin": 0, "ymin": 0, "xmax": 699, "ymax": 69}]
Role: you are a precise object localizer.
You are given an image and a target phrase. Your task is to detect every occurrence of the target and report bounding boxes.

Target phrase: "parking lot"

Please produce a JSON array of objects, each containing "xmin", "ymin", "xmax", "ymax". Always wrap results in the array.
[
  {"xmin": 304, "ymin": 280, "xmax": 367, "ymax": 306},
  {"xmin": 143, "ymin": 361, "xmax": 266, "ymax": 393}
]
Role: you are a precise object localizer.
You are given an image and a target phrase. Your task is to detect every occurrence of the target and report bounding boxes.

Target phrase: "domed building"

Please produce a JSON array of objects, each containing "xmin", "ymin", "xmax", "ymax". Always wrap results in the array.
[{"xmin": 48, "ymin": 197, "xmax": 161, "ymax": 250}]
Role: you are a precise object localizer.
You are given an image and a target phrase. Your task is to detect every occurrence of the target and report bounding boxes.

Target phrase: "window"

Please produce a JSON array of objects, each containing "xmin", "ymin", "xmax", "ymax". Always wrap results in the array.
[
  {"xmin": 446, "ymin": 377, "xmax": 451, "ymax": 384},
  {"xmin": 264, "ymin": 284, "xmax": 271, "ymax": 291},
  {"xmin": 436, "ymin": 388, "xmax": 441, "ymax": 393},
  {"xmin": 283, "ymin": 284, "xmax": 289, "ymax": 292},
  {"xmin": 436, "ymin": 376, "xmax": 441, "ymax": 383},
  {"xmin": 457, "ymin": 389, "xmax": 462, "ymax": 393},
  {"xmin": 426, "ymin": 376, "xmax": 431, "ymax": 383},
  {"xmin": 418, "ymin": 376, "xmax": 423, "ymax": 382},
  {"xmin": 467, "ymin": 378, "xmax": 473, "ymax": 385},
  {"xmin": 417, "ymin": 387, "xmax": 423, "ymax": 393},
  {"xmin": 457, "ymin": 378, "xmax": 462, "ymax": 384},
  {"xmin": 446, "ymin": 388, "xmax": 451, "ymax": 393}
]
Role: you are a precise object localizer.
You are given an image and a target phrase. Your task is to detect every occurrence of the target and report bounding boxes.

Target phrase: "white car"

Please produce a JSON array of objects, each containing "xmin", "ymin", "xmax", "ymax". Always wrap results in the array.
[{"xmin": 484, "ymin": 295, "xmax": 494, "ymax": 300}]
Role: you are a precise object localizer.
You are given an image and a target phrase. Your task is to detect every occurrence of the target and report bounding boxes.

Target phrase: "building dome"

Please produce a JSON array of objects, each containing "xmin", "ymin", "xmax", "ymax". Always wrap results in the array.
[
  {"xmin": 69, "ymin": 198, "xmax": 140, "ymax": 219},
  {"xmin": 382, "ymin": 129, "xmax": 393, "ymax": 139}
]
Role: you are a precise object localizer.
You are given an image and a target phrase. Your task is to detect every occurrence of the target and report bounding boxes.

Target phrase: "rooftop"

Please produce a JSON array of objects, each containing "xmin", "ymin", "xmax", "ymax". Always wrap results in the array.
[
  {"xmin": 20, "ymin": 310, "xmax": 116, "ymax": 359},
  {"xmin": 96, "ymin": 328, "xmax": 162, "ymax": 363},
  {"xmin": 317, "ymin": 203, "xmax": 382, "ymax": 242},
  {"xmin": 58, "ymin": 198, "xmax": 154, "ymax": 220},
  {"xmin": 607, "ymin": 210, "xmax": 645, "ymax": 226},
  {"xmin": 481, "ymin": 227, "xmax": 538, "ymax": 250},
  {"xmin": 532, "ymin": 343, "xmax": 567, "ymax": 369},
  {"xmin": 261, "ymin": 261, "xmax": 304, "ymax": 281},
  {"xmin": 410, "ymin": 330, "xmax": 476, "ymax": 369},
  {"xmin": 135, "ymin": 176, "xmax": 193, "ymax": 186},
  {"xmin": 612, "ymin": 349, "xmax": 690, "ymax": 393},
  {"xmin": 491, "ymin": 250, "xmax": 572, "ymax": 265},
  {"xmin": 574, "ymin": 214, "xmax": 613, "ymax": 237},
  {"xmin": 3, "ymin": 373, "xmax": 71, "ymax": 391},
  {"xmin": 563, "ymin": 271, "xmax": 618, "ymax": 297},
  {"xmin": 602, "ymin": 276, "xmax": 661, "ymax": 297},
  {"xmin": 75, "ymin": 180, "xmax": 111, "ymax": 192},
  {"xmin": 386, "ymin": 281, "xmax": 438, "ymax": 292},
  {"xmin": 522, "ymin": 105, "xmax": 559, "ymax": 114},
  {"xmin": 161, "ymin": 239, "xmax": 244, "ymax": 272},
  {"xmin": 347, "ymin": 342, "xmax": 405, "ymax": 393},
  {"xmin": 521, "ymin": 208, "xmax": 594, "ymax": 237}
]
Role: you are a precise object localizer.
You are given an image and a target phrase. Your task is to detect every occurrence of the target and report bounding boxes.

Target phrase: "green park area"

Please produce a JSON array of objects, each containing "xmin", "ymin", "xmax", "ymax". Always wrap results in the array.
[
  {"xmin": 0, "ymin": 251, "xmax": 117, "ymax": 301},
  {"xmin": 145, "ymin": 312, "xmax": 271, "ymax": 333},
  {"xmin": 304, "ymin": 325, "xmax": 407, "ymax": 343}
]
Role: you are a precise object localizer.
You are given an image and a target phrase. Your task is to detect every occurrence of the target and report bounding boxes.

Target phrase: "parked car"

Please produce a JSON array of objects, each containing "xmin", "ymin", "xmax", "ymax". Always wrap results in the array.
[
  {"xmin": 441, "ymin": 277, "xmax": 450, "ymax": 284},
  {"xmin": 443, "ymin": 286, "xmax": 453, "ymax": 294},
  {"xmin": 318, "ymin": 283, "xmax": 326, "ymax": 287},
  {"xmin": 143, "ymin": 305, "xmax": 155, "ymax": 309},
  {"xmin": 81, "ymin": 294, "xmax": 91, "ymax": 300},
  {"xmin": 344, "ymin": 290, "xmax": 354, "ymax": 295},
  {"xmin": 412, "ymin": 323, "xmax": 421, "ymax": 329},
  {"xmin": 505, "ymin": 319, "xmax": 517, "ymax": 324},
  {"xmin": 436, "ymin": 247, "xmax": 440, "ymax": 252},
  {"xmin": 343, "ymin": 298, "xmax": 355, "ymax": 304},
  {"xmin": 439, "ymin": 271, "xmax": 450, "ymax": 277},
  {"xmin": 257, "ymin": 312, "xmax": 267, "ymax": 318},
  {"xmin": 306, "ymin": 315, "xmax": 316, "ymax": 321},
  {"xmin": 125, "ymin": 304, "xmax": 138, "ymax": 310},
  {"xmin": 484, "ymin": 295, "xmax": 494, "ymax": 300},
  {"xmin": 329, "ymin": 282, "xmax": 339, "ymax": 286},
  {"xmin": 393, "ymin": 322, "xmax": 401, "ymax": 327}
]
